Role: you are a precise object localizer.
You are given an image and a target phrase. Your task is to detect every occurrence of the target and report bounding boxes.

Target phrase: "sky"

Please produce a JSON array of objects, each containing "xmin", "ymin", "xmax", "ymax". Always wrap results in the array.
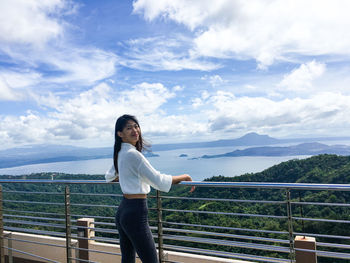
[{"xmin": 1, "ymin": 0, "xmax": 350, "ymax": 149}]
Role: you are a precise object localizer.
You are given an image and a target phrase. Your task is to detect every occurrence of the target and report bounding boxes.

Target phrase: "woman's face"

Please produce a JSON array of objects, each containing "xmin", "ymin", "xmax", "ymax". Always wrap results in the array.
[{"xmin": 117, "ymin": 120, "xmax": 140, "ymax": 146}]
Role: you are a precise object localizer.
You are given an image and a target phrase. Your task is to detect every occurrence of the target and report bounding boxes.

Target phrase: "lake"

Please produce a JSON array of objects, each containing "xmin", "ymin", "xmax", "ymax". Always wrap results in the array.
[{"xmin": 0, "ymin": 146, "xmax": 311, "ymax": 181}]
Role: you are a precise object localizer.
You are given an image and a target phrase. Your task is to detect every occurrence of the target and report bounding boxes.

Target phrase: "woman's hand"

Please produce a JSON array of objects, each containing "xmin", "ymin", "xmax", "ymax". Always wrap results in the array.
[{"xmin": 172, "ymin": 174, "xmax": 195, "ymax": 192}]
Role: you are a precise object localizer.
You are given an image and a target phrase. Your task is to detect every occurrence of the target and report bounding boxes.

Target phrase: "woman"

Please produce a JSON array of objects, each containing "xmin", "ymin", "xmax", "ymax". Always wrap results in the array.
[{"xmin": 105, "ymin": 114, "xmax": 193, "ymax": 263}]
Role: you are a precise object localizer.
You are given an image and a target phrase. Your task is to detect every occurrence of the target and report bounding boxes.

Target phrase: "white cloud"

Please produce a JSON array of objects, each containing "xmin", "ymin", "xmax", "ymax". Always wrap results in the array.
[
  {"xmin": 44, "ymin": 47, "xmax": 118, "ymax": 85},
  {"xmin": 201, "ymin": 90, "xmax": 210, "ymax": 100},
  {"xmin": 0, "ymin": 0, "xmax": 117, "ymax": 100},
  {"xmin": 191, "ymin": 98, "xmax": 203, "ymax": 109},
  {"xmin": 0, "ymin": 80, "xmax": 19, "ymax": 101},
  {"xmin": 279, "ymin": 61, "xmax": 326, "ymax": 92},
  {"xmin": 2, "ymin": 79, "xmax": 350, "ymax": 148},
  {"xmin": 204, "ymin": 90, "xmax": 350, "ymax": 136},
  {"xmin": 191, "ymin": 90, "xmax": 211, "ymax": 109},
  {"xmin": 202, "ymin": 75, "xmax": 225, "ymax": 87},
  {"xmin": 209, "ymin": 75, "xmax": 224, "ymax": 87},
  {"xmin": 119, "ymin": 36, "xmax": 219, "ymax": 71},
  {"xmin": 134, "ymin": 0, "xmax": 350, "ymax": 68},
  {"xmin": 121, "ymin": 82, "xmax": 176, "ymax": 114},
  {"xmin": 0, "ymin": 71, "xmax": 42, "ymax": 101},
  {"xmin": 172, "ymin": 85, "xmax": 184, "ymax": 92},
  {"xmin": 1, "ymin": 112, "xmax": 50, "ymax": 145},
  {"xmin": 0, "ymin": 46, "xmax": 117, "ymax": 101},
  {"xmin": 0, "ymin": 71, "xmax": 41, "ymax": 88},
  {"xmin": 0, "ymin": 0, "xmax": 66, "ymax": 47},
  {"xmin": 141, "ymin": 114, "xmax": 208, "ymax": 141},
  {"xmin": 0, "ymin": 82, "xmax": 183, "ymax": 148}
]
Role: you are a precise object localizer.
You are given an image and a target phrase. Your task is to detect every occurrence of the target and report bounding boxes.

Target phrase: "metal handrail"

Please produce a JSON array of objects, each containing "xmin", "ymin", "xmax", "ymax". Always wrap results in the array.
[
  {"xmin": 0, "ymin": 179, "xmax": 350, "ymax": 190},
  {"xmin": 0, "ymin": 179, "xmax": 350, "ymax": 263},
  {"xmin": 162, "ymin": 221, "xmax": 289, "ymax": 235}
]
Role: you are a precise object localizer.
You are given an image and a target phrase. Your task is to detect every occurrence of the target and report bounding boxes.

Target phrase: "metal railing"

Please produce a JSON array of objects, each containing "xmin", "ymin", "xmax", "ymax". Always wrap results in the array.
[{"xmin": 0, "ymin": 179, "xmax": 349, "ymax": 263}]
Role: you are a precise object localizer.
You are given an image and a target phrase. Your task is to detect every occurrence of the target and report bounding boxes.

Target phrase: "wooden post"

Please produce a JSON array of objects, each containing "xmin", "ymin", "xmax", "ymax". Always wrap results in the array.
[
  {"xmin": 77, "ymin": 218, "xmax": 95, "ymax": 263},
  {"xmin": 295, "ymin": 236, "xmax": 317, "ymax": 263},
  {"xmin": 156, "ymin": 190, "xmax": 164, "ymax": 263},
  {"xmin": 0, "ymin": 185, "xmax": 5, "ymax": 263},
  {"xmin": 286, "ymin": 189, "xmax": 295, "ymax": 262},
  {"xmin": 64, "ymin": 186, "xmax": 72, "ymax": 263}
]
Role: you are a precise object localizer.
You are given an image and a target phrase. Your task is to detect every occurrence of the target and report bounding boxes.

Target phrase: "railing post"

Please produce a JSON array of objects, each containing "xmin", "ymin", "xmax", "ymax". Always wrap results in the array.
[
  {"xmin": 7, "ymin": 233, "xmax": 12, "ymax": 263},
  {"xmin": 295, "ymin": 236, "xmax": 317, "ymax": 263},
  {"xmin": 77, "ymin": 218, "xmax": 95, "ymax": 263},
  {"xmin": 286, "ymin": 189, "xmax": 295, "ymax": 262},
  {"xmin": 64, "ymin": 185, "xmax": 72, "ymax": 263},
  {"xmin": 156, "ymin": 190, "xmax": 164, "ymax": 263},
  {"xmin": 0, "ymin": 185, "xmax": 4, "ymax": 263}
]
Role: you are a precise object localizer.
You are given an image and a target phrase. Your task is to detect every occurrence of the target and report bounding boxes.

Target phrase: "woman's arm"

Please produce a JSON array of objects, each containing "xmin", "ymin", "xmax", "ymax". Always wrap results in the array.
[
  {"xmin": 105, "ymin": 165, "xmax": 118, "ymax": 182},
  {"xmin": 172, "ymin": 174, "xmax": 195, "ymax": 192},
  {"xmin": 172, "ymin": 174, "xmax": 192, "ymax": 184}
]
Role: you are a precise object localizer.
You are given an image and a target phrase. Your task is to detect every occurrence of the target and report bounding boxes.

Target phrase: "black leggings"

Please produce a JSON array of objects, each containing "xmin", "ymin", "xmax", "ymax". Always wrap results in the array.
[{"xmin": 115, "ymin": 197, "xmax": 158, "ymax": 263}]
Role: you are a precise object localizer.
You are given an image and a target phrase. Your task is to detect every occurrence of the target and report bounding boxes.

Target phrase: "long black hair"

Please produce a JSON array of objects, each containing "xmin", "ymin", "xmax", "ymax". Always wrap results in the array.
[{"xmin": 113, "ymin": 114, "xmax": 145, "ymax": 173}]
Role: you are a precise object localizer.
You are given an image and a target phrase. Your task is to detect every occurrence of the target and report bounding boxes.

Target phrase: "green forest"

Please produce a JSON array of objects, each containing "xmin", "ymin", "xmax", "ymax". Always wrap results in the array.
[{"xmin": 1, "ymin": 154, "xmax": 350, "ymax": 262}]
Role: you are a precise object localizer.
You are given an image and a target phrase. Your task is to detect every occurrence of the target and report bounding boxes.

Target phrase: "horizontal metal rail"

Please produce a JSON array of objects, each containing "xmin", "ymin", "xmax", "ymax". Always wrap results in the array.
[
  {"xmin": 293, "ymin": 247, "xmax": 350, "ymax": 259},
  {"xmin": 4, "ymin": 236, "xmax": 67, "ymax": 249},
  {"xmin": 291, "ymin": 201, "xmax": 350, "ymax": 207},
  {"xmin": 161, "ymin": 221, "xmax": 289, "ymax": 235},
  {"xmin": 4, "ymin": 246, "xmax": 60, "ymax": 263},
  {"xmin": 3, "ymin": 190, "xmax": 62, "ymax": 195},
  {"xmin": 293, "ymin": 216, "xmax": 350, "ymax": 224},
  {"xmin": 70, "ymin": 203, "xmax": 116, "ymax": 208},
  {"xmin": 4, "ymin": 226, "xmax": 67, "ymax": 238},
  {"xmin": 162, "ymin": 207, "xmax": 288, "ymax": 219},
  {"xmin": 4, "ymin": 219, "xmax": 66, "ymax": 229},
  {"xmin": 294, "ymin": 231, "xmax": 350, "ymax": 240},
  {"xmin": 69, "ymin": 257, "xmax": 99, "ymax": 263},
  {"xmin": 0, "ymin": 179, "xmax": 349, "ymax": 191},
  {"xmin": 163, "ymin": 244, "xmax": 291, "ymax": 263},
  {"xmin": 3, "ymin": 199, "xmax": 64, "ymax": 206},
  {"xmin": 4, "ymin": 209, "xmax": 66, "ymax": 217},
  {"xmin": 92, "ymin": 235, "xmax": 119, "ymax": 244},
  {"xmin": 162, "ymin": 227, "xmax": 289, "ymax": 244},
  {"xmin": 161, "ymin": 195, "xmax": 287, "ymax": 205},
  {"xmin": 317, "ymin": 250, "xmax": 350, "ymax": 260},
  {"xmin": 317, "ymin": 241, "xmax": 350, "ymax": 249},
  {"xmin": 70, "ymin": 192, "xmax": 123, "ymax": 197},
  {"xmin": 162, "ymin": 234, "xmax": 290, "ymax": 253},
  {"xmin": 4, "ymin": 214, "xmax": 66, "ymax": 223},
  {"xmin": 70, "ymin": 213, "xmax": 114, "ymax": 220}
]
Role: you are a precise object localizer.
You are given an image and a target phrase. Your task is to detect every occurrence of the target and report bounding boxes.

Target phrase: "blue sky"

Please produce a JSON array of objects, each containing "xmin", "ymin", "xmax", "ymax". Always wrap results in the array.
[{"xmin": 1, "ymin": 0, "xmax": 350, "ymax": 149}]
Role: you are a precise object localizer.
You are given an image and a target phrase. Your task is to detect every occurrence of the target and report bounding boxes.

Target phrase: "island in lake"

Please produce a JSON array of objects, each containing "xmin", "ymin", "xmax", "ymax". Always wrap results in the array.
[{"xmin": 198, "ymin": 142, "xmax": 350, "ymax": 159}]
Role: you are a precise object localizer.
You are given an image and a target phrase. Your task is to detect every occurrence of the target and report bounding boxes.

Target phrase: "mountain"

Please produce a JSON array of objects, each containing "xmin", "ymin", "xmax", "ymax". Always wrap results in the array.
[
  {"xmin": 151, "ymin": 132, "xmax": 280, "ymax": 151},
  {"xmin": 0, "ymin": 144, "xmax": 158, "ymax": 169},
  {"xmin": 199, "ymin": 142, "xmax": 350, "ymax": 159},
  {"xmin": 152, "ymin": 133, "xmax": 350, "ymax": 152},
  {"xmin": 0, "ymin": 144, "xmax": 112, "ymax": 169}
]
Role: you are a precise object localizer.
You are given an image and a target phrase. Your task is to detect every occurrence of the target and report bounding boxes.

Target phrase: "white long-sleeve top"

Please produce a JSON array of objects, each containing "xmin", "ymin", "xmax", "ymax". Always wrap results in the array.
[{"xmin": 105, "ymin": 143, "xmax": 172, "ymax": 194}]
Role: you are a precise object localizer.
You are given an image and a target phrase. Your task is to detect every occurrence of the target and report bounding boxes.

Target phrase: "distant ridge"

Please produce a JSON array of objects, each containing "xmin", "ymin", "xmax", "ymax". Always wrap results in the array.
[
  {"xmin": 199, "ymin": 142, "xmax": 350, "ymax": 159},
  {"xmin": 151, "ymin": 132, "xmax": 280, "ymax": 151}
]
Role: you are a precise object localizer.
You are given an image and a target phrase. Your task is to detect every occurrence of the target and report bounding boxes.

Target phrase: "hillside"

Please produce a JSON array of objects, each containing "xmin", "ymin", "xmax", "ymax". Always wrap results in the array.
[
  {"xmin": 162, "ymin": 154, "xmax": 350, "ymax": 262},
  {"xmin": 205, "ymin": 154, "xmax": 350, "ymax": 183},
  {"xmin": 1, "ymin": 154, "xmax": 349, "ymax": 262}
]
